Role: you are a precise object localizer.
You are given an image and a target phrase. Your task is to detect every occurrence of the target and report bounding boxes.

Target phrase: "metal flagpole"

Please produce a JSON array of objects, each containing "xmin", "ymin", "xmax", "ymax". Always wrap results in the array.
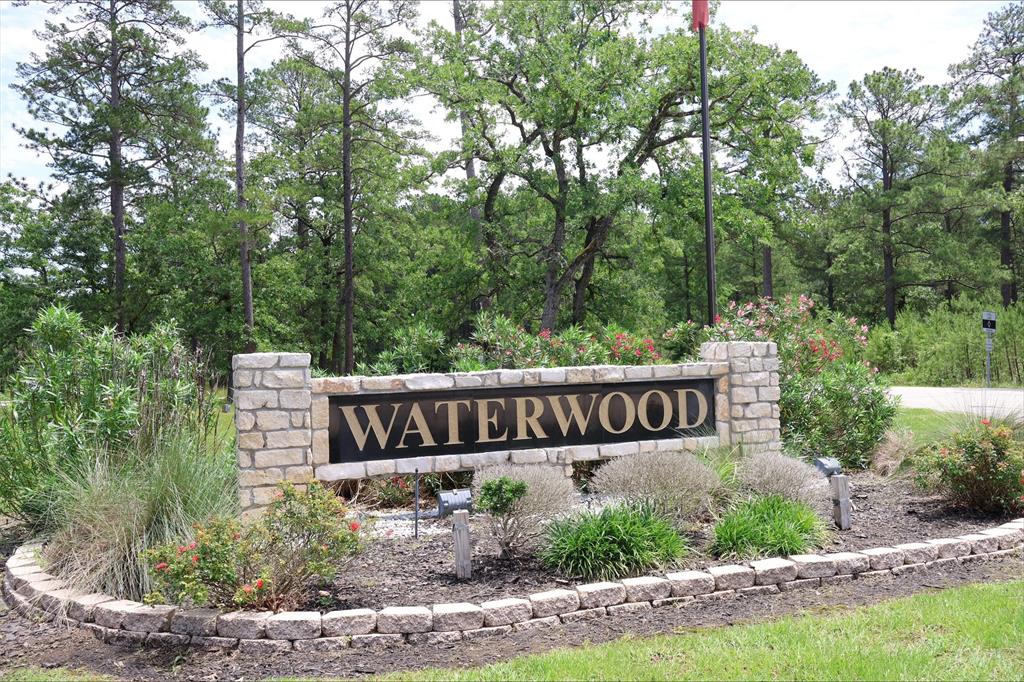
[{"xmin": 698, "ymin": 23, "xmax": 717, "ymax": 324}]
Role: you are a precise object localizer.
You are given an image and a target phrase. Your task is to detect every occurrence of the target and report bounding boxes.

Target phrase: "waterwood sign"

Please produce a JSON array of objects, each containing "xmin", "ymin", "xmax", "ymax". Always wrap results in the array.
[{"xmin": 328, "ymin": 379, "xmax": 715, "ymax": 463}]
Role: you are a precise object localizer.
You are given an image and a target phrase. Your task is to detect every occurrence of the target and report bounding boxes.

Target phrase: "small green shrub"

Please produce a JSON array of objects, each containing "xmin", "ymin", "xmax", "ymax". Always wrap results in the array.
[
  {"xmin": 147, "ymin": 483, "xmax": 361, "ymax": 610},
  {"xmin": 477, "ymin": 477, "xmax": 529, "ymax": 515},
  {"xmin": 915, "ymin": 421, "xmax": 1024, "ymax": 514},
  {"xmin": 473, "ymin": 464, "xmax": 577, "ymax": 559},
  {"xmin": 541, "ymin": 504, "xmax": 686, "ymax": 580},
  {"xmin": 781, "ymin": 362, "xmax": 897, "ymax": 468},
  {"xmin": 710, "ymin": 495, "xmax": 826, "ymax": 558}
]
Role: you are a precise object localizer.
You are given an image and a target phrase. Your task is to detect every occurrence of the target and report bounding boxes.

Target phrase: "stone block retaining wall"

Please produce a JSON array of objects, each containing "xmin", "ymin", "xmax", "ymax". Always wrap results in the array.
[
  {"xmin": 235, "ymin": 341, "xmax": 781, "ymax": 516},
  {"xmin": 6, "ymin": 520, "xmax": 1021, "ymax": 652}
]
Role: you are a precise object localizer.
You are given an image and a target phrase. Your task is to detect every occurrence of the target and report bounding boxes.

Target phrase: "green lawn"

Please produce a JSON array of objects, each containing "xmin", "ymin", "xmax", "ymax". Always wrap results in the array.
[
  {"xmin": 381, "ymin": 580, "xmax": 1024, "ymax": 681},
  {"xmin": 893, "ymin": 407, "xmax": 966, "ymax": 446}
]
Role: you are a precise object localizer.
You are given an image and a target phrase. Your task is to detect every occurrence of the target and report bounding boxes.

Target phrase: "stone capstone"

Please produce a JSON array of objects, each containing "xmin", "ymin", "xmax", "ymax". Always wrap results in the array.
[
  {"xmin": 217, "ymin": 611, "xmax": 273, "ymax": 639},
  {"xmin": 707, "ymin": 564, "xmax": 755, "ymax": 590},
  {"xmin": 376, "ymin": 606, "xmax": 432, "ymax": 634},
  {"xmin": 432, "ymin": 602, "xmax": 484, "ymax": 632},
  {"xmin": 749, "ymin": 558, "xmax": 798, "ymax": 585},
  {"xmin": 665, "ymin": 571, "xmax": 716, "ymax": 596},
  {"xmin": 481, "ymin": 598, "xmax": 533, "ymax": 627},
  {"xmin": 529, "ymin": 589, "xmax": 581, "ymax": 618},
  {"xmin": 575, "ymin": 582, "xmax": 627, "ymax": 609},
  {"xmin": 322, "ymin": 608, "xmax": 377, "ymax": 636},
  {"xmin": 266, "ymin": 611, "xmax": 321, "ymax": 640},
  {"xmin": 620, "ymin": 576, "xmax": 671, "ymax": 602}
]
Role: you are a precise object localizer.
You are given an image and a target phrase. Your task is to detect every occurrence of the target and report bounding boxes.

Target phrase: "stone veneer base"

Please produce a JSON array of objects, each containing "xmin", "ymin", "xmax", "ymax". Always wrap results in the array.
[{"xmin": 6, "ymin": 519, "xmax": 1022, "ymax": 651}]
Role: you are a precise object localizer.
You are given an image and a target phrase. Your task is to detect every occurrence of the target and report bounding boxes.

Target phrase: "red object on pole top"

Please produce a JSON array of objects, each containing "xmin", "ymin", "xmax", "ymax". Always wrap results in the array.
[{"xmin": 692, "ymin": 0, "xmax": 710, "ymax": 31}]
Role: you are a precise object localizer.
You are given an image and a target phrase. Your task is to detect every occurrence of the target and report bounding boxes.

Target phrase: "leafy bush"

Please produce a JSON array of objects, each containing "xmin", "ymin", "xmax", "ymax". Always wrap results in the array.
[
  {"xmin": 473, "ymin": 464, "xmax": 577, "ymax": 558},
  {"xmin": 363, "ymin": 476, "xmax": 414, "ymax": 508},
  {"xmin": 356, "ymin": 322, "xmax": 447, "ymax": 375},
  {"xmin": 710, "ymin": 495, "xmax": 826, "ymax": 558},
  {"xmin": 541, "ymin": 504, "xmax": 686, "ymax": 580},
  {"xmin": 915, "ymin": 421, "xmax": 1024, "ymax": 514},
  {"xmin": 590, "ymin": 451, "xmax": 722, "ymax": 522},
  {"xmin": 0, "ymin": 306, "xmax": 235, "ymax": 600},
  {"xmin": 147, "ymin": 483, "xmax": 361, "ymax": 610},
  {"xmin": 736, "ymin": 452, "xmax": 826, "ymax": 507},
  {"xmin": 781, "ymin": 362, "xmax": 897, "ymax": 468}
]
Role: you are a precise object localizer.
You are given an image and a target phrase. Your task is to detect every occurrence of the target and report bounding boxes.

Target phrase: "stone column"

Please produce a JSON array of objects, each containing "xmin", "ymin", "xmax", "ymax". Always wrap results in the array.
[
  {"xmin": 700, "ymin": 341, "xmax": 782, "ymax": 455},
  {"xmin": 233, "ymin": 352, "xmax": 313, "ymax": 518}
]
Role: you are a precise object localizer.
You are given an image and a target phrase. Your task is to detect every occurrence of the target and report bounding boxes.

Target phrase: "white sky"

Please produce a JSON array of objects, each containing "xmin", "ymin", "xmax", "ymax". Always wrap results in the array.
[{"xmin": 0, "ymin": 0, "xmax": 1005, "ymax": 189}]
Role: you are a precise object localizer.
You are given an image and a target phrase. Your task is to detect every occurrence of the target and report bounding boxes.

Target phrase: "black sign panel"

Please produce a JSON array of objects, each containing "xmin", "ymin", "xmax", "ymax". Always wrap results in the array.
[
  {"xmin": 328, "ymin": 378, "xmax": 716, "ymax": 463},
  {"xmin": 982, "ymin": 319, "xmax": 996, "ymax": 330}
]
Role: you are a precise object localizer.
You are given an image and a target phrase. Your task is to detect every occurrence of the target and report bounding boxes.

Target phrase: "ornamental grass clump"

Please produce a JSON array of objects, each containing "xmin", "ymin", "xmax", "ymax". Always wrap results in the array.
[
  {"xmin": 590, "ymin": 450, "xmax": 723, "ymax": 523},
  {"xmin": 541, "ymin": 504, "xmax": 686, "ymax": 580},
  {"xmin": 146, "ymin": 482, "xmax": 361, "ymax": 610},
  {"xmin": 710, "ymin": 495, "xmax": 826, "ymax": 559},
  {"xmin": 915, "ymin": 419, "xmax": 1024, "ymax": 514},
  {"xmin": 736, "ymin": 452, "xmax": 826, "ymax": 508}
]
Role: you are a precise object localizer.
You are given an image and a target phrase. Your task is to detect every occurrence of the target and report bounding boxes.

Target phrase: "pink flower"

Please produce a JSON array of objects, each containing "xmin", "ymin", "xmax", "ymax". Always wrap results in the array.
[
  {"xmin": 154, "ymin": 562, "xmax": 168, "ymax": 572},
  {"xmin": 349, "ymin": 521, "xmax": 361, "ymax": 532},
  {"xmin": 255, "ymin": 579, "xmax": 264, "ymax": 589}
]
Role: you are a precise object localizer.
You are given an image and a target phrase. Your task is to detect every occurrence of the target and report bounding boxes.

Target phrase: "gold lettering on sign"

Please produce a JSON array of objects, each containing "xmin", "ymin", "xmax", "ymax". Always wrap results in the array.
[
  {"xmin": 598, "ymin": 391, "xmax": 636, "ymax": 434},
  {"xmin": 675, "ymin": 389, "xmax": 709, "ymax": 428},
  {"xmin": 341, "ymin": 403, "xmax": 401, "ymax": 451},
  {"xmin": 475, "ymin": 398, "xmax": 509, "ymax": 442},
  {"xmin": 513, "ymin": 396, "xmax": 548, "ymax": 440},
  {"xmin": 547, "ymin": 393, "xmax": 598, "ymax": 436},
  {"xmin": 434, "ymin": 400, "xmax": 471, "ymax": 445},
  {"xmin": 637, "ymin": 390, "xmax": 672, "ymax": 431},
  {"xmin": 397, "ymin": 403, "xmax": 437, "ymax": 448}
]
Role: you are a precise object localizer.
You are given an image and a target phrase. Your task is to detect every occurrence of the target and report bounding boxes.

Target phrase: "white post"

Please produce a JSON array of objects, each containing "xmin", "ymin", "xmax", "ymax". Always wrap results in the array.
[{"xmin": 453, "ymin": 509, "xmax": 472, "ymax": 580}]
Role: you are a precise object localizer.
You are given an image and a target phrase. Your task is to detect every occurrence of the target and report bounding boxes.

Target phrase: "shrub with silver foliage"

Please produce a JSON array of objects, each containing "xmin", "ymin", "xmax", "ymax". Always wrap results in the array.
[
  {"xmin": 590, "ymin": 450, "xmax": 723, "ymax": 522},
  {"xmin": 472, "ymin": 463, "xmax": 577, "ymax": 557},
  {"xmin": 736, "ymin": 451, "xmax": 826, "ymax": 508}
]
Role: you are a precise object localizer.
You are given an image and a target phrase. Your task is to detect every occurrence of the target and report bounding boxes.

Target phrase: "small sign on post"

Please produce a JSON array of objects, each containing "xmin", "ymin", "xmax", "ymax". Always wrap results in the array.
[{"xmin": 982, "ymin": 311, "xmax": 996, "ymax": 388}]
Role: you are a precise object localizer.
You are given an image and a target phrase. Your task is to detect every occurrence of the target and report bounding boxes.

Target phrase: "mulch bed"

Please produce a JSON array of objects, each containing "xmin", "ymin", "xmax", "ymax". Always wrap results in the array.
[{"xmin": 319, "ymin": 472, "xmax": 1011, "ymax": 611}]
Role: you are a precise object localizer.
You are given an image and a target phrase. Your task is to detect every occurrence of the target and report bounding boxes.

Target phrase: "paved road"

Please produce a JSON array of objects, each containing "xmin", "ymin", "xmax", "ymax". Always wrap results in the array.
[{"xmin": 890, "ymin": 386, "xmax": 1024, "ymax": 418}]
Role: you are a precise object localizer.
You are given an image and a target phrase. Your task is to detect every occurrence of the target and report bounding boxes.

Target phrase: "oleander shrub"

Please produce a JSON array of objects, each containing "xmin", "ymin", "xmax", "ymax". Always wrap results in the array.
[
  {"xmin": 541, "ymin": 504, "xmax": 686, "ymax": 580},
  {"xmin": 590, "ymin": 450, "xmax": 723, "ymax": 522},
  {"xmin": 915, "ymin": 420, "xmax": 1024, "ymax": 514},
  {"xmin": 664, "ymin": 295, "xmax": 897, "ymax": 468},
  {"xmin": 473, "ymin": 464, "xmax": 577, "ymax": 558},
  {"xmin": 736, "ymin": 452, "xmax": 826, "ymax": 507},
  {"xmin": 781, "ymin": 362, "xmax": 897, "ymax": 469},
  {"xmin": 710, "ymin": 495, "xmax": 827, "ymax": 558},
  {"xmin": 146, "ymin": 483, "xmax": 361, "ymax": 610}
]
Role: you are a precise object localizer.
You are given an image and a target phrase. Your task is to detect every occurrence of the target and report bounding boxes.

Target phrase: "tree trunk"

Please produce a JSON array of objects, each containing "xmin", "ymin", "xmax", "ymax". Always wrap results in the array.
[
  {"xmin": 236, "ymin": 0, "xmax": 256, "ymax": 352},
  {"xmin": 453, "ymin": 0, "xmax": 481, "ymax": 227},
  {"xmin": 825, "ymin": 251, "xmax": 835, "ymax": 309},
  {"xmin": 1001, "ymin": 161, "xmax": 1017, "ymax": 306},
  {"xmin": 109, "ymin": 0, "xmax": 126, "ymax": 333},
  {"xmin": 881, "ymin": 146, "xmax": 896, "ymax": 326},
  {"xmin": 341, "ymin": 15, "xmax": 356, "ymax": 374},
  {"xmin": 882, "ymin": 206, "xmax": 896, "ymax": 325},
  {"xmin": 761, "ymin": 245, "xmax": 774, "ymax": 298}
]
